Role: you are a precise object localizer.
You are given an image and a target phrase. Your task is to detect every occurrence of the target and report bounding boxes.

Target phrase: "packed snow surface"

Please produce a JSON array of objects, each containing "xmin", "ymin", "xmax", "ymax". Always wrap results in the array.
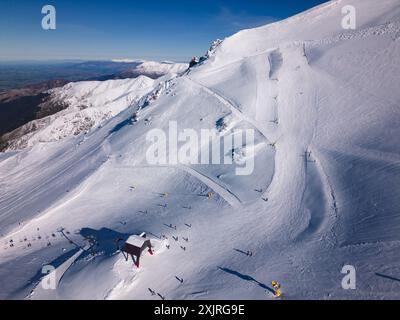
[{"xmin": 1, "ymin": 0, "xmax": 400, "ymax": 299}]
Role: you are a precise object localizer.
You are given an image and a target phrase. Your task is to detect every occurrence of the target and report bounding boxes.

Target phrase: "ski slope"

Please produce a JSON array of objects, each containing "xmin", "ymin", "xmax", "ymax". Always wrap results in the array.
[{"xmin": 1, "ymin": 0, "xmax": 400, "ymax": 299}]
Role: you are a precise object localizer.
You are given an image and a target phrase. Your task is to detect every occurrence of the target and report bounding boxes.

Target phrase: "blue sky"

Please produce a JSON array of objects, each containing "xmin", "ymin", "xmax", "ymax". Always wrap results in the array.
[{"xmin": 0, "ymin": 0, "xmax": 328, "ymax": 62}]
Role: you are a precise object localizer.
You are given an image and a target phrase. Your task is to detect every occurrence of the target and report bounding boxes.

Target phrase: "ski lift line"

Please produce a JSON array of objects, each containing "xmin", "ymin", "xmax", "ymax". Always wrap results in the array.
[
  {"xmin": 1, "ymin": 140, "xmax": 117, "ymax": 242},
  {"xmin": 0, "ymin": 115, "xmax": 131, "ymax": 241},
  {"xmin": 2, "ymin": 235, "xmax": 69, "ymax": 252},
  {"xmin": 0, "ymin": 134, "xmax": 111, "ymax": 227},
  {"xmin": 0, "ymin": 121, "xmax": 114, "ymax": 206},
  {"xmin": 4, "ymin": 229, "xmax": 70, "ymax": 248}
]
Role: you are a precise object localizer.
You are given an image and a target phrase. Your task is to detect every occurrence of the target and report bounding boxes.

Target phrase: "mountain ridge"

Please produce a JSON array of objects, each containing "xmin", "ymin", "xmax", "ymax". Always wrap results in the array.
[{"xmin": 0, "ymin": 0, "xmax": 399, "ymax": 299}]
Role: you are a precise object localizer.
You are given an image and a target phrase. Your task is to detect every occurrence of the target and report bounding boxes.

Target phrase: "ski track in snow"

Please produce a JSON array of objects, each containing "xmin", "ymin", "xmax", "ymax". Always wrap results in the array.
[
  {"xmin": 184, "ymin": 77, "xmax": 273, "ymax": 144},
  {"xmin": 178, "ymin": 165, "xmax": 242, "ymax": 207},
  {"xmin": 268, "ymin": 49, "xmax": 283, "ymax": 80},
  {"xmin": 1, "ymin": 0, "xmax": 400, "ymax": 299}
]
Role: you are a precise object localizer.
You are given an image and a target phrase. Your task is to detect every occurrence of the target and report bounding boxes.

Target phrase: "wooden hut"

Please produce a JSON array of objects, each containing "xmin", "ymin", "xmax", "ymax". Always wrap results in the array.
[{"xmin": 120, "ymin": 233, "xmax": 153, "ymax": 268}]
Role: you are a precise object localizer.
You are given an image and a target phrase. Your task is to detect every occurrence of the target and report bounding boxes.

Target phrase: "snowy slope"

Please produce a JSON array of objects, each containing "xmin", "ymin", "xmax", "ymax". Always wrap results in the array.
[
  {"xmin": 1, "ymin": 0, "xmax": 400, "ymax": 300},
  {"xmin": 129, "ymin": 60, "xmax": 188, "ymax": 75},
  {"xmin": 1, "ymin": 60, "xmax": 188, "ymax": 152},
  {"xmin": 116, "ymin": 60, "xmax": 188, "ymax": 79},
  {"xmin": 2, "ymin": 76, "xmax": 155, "ymax": 151}
]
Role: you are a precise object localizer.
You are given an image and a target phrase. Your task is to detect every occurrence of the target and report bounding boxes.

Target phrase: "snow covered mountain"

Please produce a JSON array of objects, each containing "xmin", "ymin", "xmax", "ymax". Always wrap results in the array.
[
  {"xmin": 0, "ymin": 66, "xmax": 189, "ymax": 152},
  {"xmin": 1, "ymin": 76, "xmax": 156, "ymax": 151},
  {"xmin": 1, "ymin": 0, "xmax": 400, "ymax": 300},
  {"xmin": 114, "ymin": 60, "xmax": 188, "ymax": 79},
  {"xmin": 0, "ymin": 60, "xmax": 188, "ymax": 152}
]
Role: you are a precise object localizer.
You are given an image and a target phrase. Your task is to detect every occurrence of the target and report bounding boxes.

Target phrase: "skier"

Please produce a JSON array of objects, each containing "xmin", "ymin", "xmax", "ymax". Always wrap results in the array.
[
  {"xmin": 157, "ymin": 293, "xmax": 166, "ymax": 300},
  {"xmin": 148, "ymin": 288, "xmax": 156, "ymax": 296}
]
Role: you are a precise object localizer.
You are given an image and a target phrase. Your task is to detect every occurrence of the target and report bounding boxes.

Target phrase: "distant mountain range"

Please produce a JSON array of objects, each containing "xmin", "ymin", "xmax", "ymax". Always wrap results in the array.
[
  {"xmin": 0, "ymin": 60, "xmax": 188, "ymax": 91},
  {"xmin": 0, "ymin": 60, "xmax": 188, "ymax": 150}
]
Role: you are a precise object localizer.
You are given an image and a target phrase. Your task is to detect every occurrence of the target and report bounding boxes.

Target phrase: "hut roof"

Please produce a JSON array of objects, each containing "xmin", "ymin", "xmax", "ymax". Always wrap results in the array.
[{"xmin": 125, "ymin": 235, "xmax": 148, "ymax": 248}]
